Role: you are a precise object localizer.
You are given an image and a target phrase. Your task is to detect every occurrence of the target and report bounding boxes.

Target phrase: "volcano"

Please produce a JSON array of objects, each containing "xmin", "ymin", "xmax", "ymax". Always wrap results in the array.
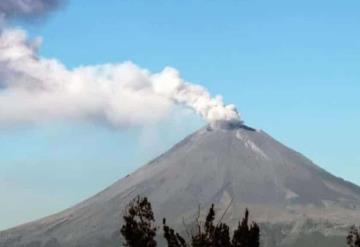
[{"xmin": 1, "ymin": 124, "xmax": 360, "ymax": 247}]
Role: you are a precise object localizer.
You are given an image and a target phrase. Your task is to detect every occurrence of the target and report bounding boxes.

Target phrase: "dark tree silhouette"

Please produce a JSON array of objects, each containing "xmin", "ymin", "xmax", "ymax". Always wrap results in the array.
[
  {"xmin": 191, "ymin": 204, "xmax": 215, "ymax": 247},
  {"xmin": 232, "ymin": 209, "xmax": 259, "ymax": 247},
  {"xmin": 347, "ymin": 226, "xmax": 360, "ymax": 247},
  {"xmin": 248, "ymin": 223, "xmax": 260, "ymax": 247},
  {"xmin": 232, "ymin": 209, "xmax": 250, "ymax": 247},
  {"xmin": 213, "ymin": 223, "xmax": 232, "ymax": 247},
  {"xmin": 190, "ymin": 205, "xmax": 259, "ymax": 247},
  {"xmin": 120, "ymin": 196, "xmax": 157, "ymax": 247},
  {"xmin": 163, "ymin": 218, "xmax": 187, "ymax": 247},
  {"xmin": 121, "ymin": 196, "xmax": 260, "ymax": 247}
]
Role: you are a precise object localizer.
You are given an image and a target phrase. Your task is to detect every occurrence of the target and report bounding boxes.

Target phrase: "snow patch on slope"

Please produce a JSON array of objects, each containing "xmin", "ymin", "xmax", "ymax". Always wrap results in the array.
[{"xmin": 236, "ymin": 130, "xmax": 268, "ymax": 159}]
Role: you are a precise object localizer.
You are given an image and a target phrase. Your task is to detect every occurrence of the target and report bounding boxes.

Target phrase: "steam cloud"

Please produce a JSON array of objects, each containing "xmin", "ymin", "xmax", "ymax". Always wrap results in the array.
[
  {"xmin": 0, "ymin": 0, "xmax": 241, "ymax": 128},
  {"xmin": 0, "ymin": 29, "xmax": 241, "ymax": 127}
]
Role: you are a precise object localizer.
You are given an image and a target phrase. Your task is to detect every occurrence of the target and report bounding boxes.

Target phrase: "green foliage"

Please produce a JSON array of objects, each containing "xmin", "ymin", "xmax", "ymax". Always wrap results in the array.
[{"xmin": 120, "ymin": 196, "xmax": 157, "ymax": 247}]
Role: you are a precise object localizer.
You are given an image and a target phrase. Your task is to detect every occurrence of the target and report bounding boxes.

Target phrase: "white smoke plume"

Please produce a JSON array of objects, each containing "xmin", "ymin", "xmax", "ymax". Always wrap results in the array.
[{"xmin": 0, "ymin": 29, "xmax": 241, "ymax": 128}]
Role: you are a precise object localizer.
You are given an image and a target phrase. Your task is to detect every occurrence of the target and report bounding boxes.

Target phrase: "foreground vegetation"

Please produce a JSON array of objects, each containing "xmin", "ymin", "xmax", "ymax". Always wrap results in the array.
[
  {"xmin": 120, "ymin": 196, "xmax": 360, "ymax": 247},
  {"xmin": 120, "ymin": 196, "xmax": 259, "ymax": 247},
  {"xmin": 347, "ymin": 226, "xmax": 360, "ymax": 247}
]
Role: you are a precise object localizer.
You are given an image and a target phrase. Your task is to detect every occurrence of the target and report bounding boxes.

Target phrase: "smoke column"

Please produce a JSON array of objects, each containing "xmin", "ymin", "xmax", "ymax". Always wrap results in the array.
[{"xmin": 0, "ymin": 0, "xmax": 242, "ymax": 128}]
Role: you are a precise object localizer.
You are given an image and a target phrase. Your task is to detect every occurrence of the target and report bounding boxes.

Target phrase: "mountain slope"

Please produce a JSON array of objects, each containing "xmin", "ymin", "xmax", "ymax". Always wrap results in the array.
[{"xmin": 1, "ymin": 124, "xmax": 360, "ymax": 247}]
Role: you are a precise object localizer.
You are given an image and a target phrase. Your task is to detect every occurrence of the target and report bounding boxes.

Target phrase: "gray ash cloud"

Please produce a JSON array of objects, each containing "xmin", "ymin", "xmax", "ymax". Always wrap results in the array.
[{"xmin": 0, "ymin": 0, "xmax": 64, "ymax": 22}]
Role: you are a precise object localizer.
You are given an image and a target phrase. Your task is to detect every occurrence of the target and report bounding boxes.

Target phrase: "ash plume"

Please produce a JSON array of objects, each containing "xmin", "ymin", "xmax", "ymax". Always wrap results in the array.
[{"xmin": 0, "ymin": 29, "xmax": 241, "ymax": 128}]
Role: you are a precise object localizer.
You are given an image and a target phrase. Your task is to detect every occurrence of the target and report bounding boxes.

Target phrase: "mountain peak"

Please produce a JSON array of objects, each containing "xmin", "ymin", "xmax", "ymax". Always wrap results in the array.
[
  {"xmin": 207, "ymin": 119, "xmax": 245, "ymax": 130},
  {"xmin": 2, "ymin": 124, "xmax": 360, "ymax": 247}
]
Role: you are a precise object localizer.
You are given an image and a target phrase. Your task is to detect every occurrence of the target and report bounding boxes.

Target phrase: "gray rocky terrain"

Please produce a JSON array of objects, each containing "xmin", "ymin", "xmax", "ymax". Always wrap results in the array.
[{"xmin": 1, "ymin": 123, "xmax": 359, "ymax": 247}]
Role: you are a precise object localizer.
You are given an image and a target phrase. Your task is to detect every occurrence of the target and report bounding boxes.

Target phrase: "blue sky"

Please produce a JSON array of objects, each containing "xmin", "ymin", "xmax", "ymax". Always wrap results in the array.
[{"xmin": 0, "ymin": 0, "xmax": 360, "ymax": 229}]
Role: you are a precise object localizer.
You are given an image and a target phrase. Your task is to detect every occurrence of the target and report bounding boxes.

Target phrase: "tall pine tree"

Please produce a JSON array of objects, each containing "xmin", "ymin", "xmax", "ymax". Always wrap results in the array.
[{"xmin": 120, "ymin": 196, "xmax": 157, "ymax": 247}]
